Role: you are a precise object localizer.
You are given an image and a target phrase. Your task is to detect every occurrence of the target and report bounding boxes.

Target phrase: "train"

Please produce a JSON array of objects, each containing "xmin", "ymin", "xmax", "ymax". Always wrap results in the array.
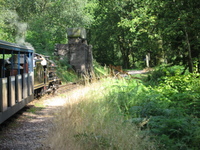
[{"xmin": 0, "ymin": 40, "xmax": 61, "ymax": 124}]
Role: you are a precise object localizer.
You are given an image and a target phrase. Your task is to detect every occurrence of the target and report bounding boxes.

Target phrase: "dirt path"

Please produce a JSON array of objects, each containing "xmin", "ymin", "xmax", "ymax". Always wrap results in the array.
[
  {"xmin": 0, "ymin": 84, "xmax": 78, "ymax": 150},
  {"xmin": 127, "ymin": 70, "xmax": 147, "ymax": 75}
]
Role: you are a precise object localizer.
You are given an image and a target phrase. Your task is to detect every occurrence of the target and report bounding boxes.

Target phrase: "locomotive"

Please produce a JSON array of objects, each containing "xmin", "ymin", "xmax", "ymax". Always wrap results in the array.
[
  {"xmin": 33, "ymin": 53, "xmax": 60, "ymax": 97},
  {"xmin": 0, "ymin": 40, "xmax": 61, "ymax": 124}
]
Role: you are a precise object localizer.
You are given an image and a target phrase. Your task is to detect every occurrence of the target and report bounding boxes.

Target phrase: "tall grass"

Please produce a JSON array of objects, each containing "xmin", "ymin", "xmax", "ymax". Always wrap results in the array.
[
  {"xmin": 46, "ymin": 79, "xmax": 156, "ymax": 150},
  {"xmin": 55, "ymin": 59, "xmax": 109, "ymax": 84},
  {"xmin": 46, "ymin": 64, "xmax": 200, "ymax": 149}
]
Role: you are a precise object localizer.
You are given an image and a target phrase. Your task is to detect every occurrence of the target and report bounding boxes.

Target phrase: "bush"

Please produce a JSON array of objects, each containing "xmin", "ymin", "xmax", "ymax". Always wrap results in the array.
[
  {"xmin": 55, "ymin": 57, "xmax": 78, "ymax": 83},
  {"xmin": 47, "ymin": 66, "xmax": 200, "ymax": 149},
  {"xmin": 93, "ymin": 60, "xmax": 109, "ymax": 77},
  {"xmin": 145, "ymin": 65, "xmax": 188, "ymax": 86},
  {"xmin": 106, "ymin": 71, "xmax": 200, "ymax": 149}
]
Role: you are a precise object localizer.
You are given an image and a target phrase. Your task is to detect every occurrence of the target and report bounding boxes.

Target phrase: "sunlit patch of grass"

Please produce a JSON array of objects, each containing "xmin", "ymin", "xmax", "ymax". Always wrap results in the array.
[
  {"xmin": 27, "ymin": 103, "xmax": 45, "ymax": 114},
  {"xmin": 46, "ymin": 79, "xmax": 156, "ymax": 150}
]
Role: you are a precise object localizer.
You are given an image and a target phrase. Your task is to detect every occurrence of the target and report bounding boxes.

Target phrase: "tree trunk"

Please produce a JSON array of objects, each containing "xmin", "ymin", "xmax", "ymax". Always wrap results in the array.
[
  {"xmin": 118, "ymin": 35, "xmax": 130, "ymax": 69},
  {"xmin": 198, "ymin": 55, "xmax": 200, "ymax": 73},
  {"xmin": 184, "ymin": 27, "xmax": 193, "ymax": 73}
]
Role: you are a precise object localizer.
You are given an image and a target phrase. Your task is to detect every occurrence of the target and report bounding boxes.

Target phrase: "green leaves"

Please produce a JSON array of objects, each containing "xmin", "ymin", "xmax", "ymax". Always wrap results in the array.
[
  {"xmin": 103, "ymin": 64, "xmax": 200, "ymax": 149},
  {"xmin": 89, "ymin": 0, "xmax": 200, "ymax": 70},
  {"xmin": 0, "ymin": 0, "xmax": 94, "ymax": 55}
]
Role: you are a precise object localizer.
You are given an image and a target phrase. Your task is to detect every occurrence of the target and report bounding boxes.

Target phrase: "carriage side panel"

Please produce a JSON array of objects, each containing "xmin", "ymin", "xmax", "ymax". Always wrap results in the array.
[
  {"xmin": 0, "ymin": 78, "xmax": 8, "ymax": 112},
  {"xmin": 23, "ymin": 73, "xmax": 28, "ymax": 99},
  {"xmin": 8, "ymin": 76, "xmax": 15, "ymax": 107},
  {"xmin": 16, "ymin": 74, "xmax": 22, "ymax": 102}
]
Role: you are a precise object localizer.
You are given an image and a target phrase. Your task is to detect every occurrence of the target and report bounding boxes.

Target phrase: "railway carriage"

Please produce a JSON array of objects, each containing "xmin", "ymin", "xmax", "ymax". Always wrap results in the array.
[
  {"xmin": 0, "ymin": 40, "xmax": 61, "ymax": 124},
  {"xmin": 0, "ymin": 40, "xmax": 34, "ymax": 124}
]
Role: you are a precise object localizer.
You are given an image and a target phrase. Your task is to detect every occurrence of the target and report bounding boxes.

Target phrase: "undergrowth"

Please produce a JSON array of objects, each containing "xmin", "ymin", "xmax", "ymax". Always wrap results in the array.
[
  {"xmin": 56, "ymin": 58, "xmax": 109, "ymax": 83},
  {"xmin": 46, "ymin": 65, "xmax": 200, "ymax": 150},
  {"xmin": 46, "ymin": 80, "xmax": 156, "ymax": 150}
]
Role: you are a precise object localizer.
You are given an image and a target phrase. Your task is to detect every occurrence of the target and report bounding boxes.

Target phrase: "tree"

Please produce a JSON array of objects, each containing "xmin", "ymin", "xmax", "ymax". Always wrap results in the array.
[
  {"xmin": 116, "ymin": 0, "xmax": 200, "ymax": 71},
  {"xmin": 0, "ymin": 0, "xmax": 94, "ymax": 55},
  {"xmin": 89, "ymin": 0, "xmax": 141, "ymax": 68}
]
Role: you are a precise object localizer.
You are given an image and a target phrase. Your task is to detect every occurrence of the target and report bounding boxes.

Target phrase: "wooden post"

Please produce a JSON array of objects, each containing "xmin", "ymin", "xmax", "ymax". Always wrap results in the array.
[{"xmin": 146, "ymin": 53, "xmax": 150, "ymax": 67}]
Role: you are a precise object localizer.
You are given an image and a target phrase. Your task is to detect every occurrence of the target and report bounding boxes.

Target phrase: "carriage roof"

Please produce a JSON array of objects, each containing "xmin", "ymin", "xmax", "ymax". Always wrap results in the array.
[{"xmin": 0, "ymin": 40, "xmax": 34, "ymax": 54}]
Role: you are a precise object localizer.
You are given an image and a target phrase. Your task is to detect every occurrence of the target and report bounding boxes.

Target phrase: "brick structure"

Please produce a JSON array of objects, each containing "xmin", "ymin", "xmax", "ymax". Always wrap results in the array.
[{"xmin": 54, "ymin": 28, "xmax": 93, "ymax": 75}]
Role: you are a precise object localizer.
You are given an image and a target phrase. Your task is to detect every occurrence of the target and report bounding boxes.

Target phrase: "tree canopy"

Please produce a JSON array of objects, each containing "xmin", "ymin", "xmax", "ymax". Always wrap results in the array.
[
  {"xmin": 0, "ymin": 0, "xmax": 200, "ymax": 71},
  {"xmin": 0, "ymin": 0, "xmax": 93, "ymax": 54}
]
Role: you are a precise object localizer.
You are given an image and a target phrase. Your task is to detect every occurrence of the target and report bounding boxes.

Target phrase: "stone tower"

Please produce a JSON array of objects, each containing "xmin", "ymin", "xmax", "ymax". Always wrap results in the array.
[{"xmin": 54, "ymin": 28, "xmax": 93, "ymax": 75}]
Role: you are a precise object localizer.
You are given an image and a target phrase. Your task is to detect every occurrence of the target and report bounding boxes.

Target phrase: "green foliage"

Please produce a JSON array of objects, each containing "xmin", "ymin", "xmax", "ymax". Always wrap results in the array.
[
  {"xmin": 56, "ymin": 66, "xmax": 78, "ymax": 83},
  {"xmin": 93, "ymin": 60, "xmax": 109, "ymax": 77},
  {"xmin": 103, "ymin": 66, "xmax": 200, "ymax": 149},
  {"xmin": 146, "ymin": 65, "xmax": 188, "ymax": 85},
  {"xmin": 1, "ymin": 0, "xmax": 200, "ymax": 71},
  {"xmin": 55, "ymin": 59, "xmax": 108, "ymax": 83},
  {"xmin": 47, "ymin": 79, "xmax": 156, "ymax": 149},
  {"xmin": 46, "ymin": 64, "xmax": 200, "ymax": 149},
  {"xmin": 55, "ymin": 57, "xmax": 78, "ymax": 83},
  {"xmin": 27, "ymin": 103, "xmax": 45, "ymax": 114},
  {"xmin": 0, "ymin": 0, "xmax": 94, "ymax": 55},
  {"xmin": 148, "ymin": 116, "xmax": 200, "ymax": 149},
  {"xmin": 88, "ymin": 0, "xmax": 200, "ymax": 71}
]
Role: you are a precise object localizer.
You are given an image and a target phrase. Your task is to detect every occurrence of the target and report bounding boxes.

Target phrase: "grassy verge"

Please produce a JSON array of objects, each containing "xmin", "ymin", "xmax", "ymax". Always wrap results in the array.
[
  {"xmin": 46, "ymin": 65, "xmax": 200, "ymax": 149},
  {"xmin": 56, "ymin": 59, "xmax": 109, "ymax": 84},
  {"xmin": 27, "ymin": 102, "xmax": 45, "ymax": 114},
  {"xmin": 46, "ymin": 79, "xmax": 156, "ymax": 150}
]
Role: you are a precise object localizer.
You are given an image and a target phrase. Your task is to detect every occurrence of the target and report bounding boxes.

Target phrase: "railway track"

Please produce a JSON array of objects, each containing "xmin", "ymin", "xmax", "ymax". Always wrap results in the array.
[{"xmin": 56, "ymin": 82, "xmax": 79, "ymax": 94}]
